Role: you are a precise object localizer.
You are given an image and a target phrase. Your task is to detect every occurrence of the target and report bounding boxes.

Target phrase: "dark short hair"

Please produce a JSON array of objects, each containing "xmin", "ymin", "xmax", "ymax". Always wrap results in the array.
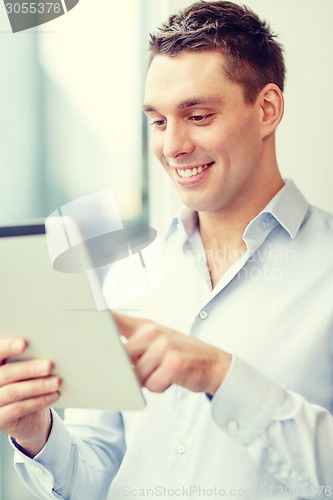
[{"xmin": 149, "ymin": 1, "xmax": 285, "ymax": 103}]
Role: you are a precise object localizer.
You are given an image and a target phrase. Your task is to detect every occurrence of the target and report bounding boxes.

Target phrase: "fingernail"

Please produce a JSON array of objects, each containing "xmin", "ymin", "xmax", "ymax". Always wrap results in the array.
[
  {"xmin": 11, "ymin": 339, "xmax": 25, "ymax": 352},
  {"xmin": 44, "ymin": 377, "xmax": 59, "ymax": 390},
  {"xmin": 37, "ymin": 361, "xmax": 51, "ymax": 374},
  {"xmin": 46, "ymin": 392, "xmax": 60, "ymax": 402}
]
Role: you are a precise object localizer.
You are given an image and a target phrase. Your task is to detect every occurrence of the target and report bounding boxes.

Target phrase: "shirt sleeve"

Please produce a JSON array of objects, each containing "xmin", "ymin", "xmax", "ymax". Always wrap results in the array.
[
  {"xmin": 211, "ymin": 356, "xmax": 333, "ymax": 498},
  {"xmin": 11, "ymin": 408, "xmax": 126, "ymax": 500}
]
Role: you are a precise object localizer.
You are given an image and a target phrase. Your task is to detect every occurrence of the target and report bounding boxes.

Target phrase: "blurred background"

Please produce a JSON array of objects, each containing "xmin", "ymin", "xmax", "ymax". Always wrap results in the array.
[{"xmin": 0, "ymin": 0, "xmax": 332, "ymax": 498}]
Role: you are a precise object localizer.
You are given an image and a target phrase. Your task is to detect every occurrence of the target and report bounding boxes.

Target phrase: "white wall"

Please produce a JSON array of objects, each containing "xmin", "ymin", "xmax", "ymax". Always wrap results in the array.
[{"xmin": 146, "ymin": 0, "xmax": 333, "ymax": 232}]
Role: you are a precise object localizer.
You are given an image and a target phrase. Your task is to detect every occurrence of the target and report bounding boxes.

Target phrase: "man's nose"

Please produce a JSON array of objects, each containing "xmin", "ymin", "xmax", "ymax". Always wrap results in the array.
[{"xmin": 162, "ymin": 122, "xmax": 194, "ymax": 159}]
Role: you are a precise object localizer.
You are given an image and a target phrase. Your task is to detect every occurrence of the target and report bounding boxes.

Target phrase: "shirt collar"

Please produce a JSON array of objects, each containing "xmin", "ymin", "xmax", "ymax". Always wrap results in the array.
[
  {"xmin": 166, "ymin": 179, "xmax": 309, "ymax": 242},
  {"xmin": 166, "ymin": 206, "xmax": 198, "ymax": 240},
  {"xmin": 246, "ymin": 179, "xmax": 309, "ymax": 240}
]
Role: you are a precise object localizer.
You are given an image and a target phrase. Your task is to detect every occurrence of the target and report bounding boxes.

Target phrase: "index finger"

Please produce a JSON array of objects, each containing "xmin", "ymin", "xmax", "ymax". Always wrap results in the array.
[
  {"xmin": 0, "ymin": 338, "xmax": 27, "ymax": 364},
  {"xmin": 111, "ymin": 311, "xmax": 146, "ymax": 339}
]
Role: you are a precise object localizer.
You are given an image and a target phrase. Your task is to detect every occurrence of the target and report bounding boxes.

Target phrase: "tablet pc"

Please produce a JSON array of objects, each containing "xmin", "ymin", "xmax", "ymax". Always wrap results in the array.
[{"xmin": 0, "ymin": 221, "xmax": 145, "ymax": 410}]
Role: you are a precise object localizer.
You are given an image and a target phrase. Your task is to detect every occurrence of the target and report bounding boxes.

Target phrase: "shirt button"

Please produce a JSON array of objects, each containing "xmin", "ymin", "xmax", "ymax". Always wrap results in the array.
[
  {"xmin": 177, "ymin": 444, "xmax": 186, "ymax": 454},
  {"xmin": 280, "ymin": 470, "xmax": 290, "ymax": 479},
  {"xmin": 227, "ymin": 421, "xmax": 239, "ymax": 432},
  {"xmin": 199, "ymin": 310, "xmax": 208, "ymax": 320}
]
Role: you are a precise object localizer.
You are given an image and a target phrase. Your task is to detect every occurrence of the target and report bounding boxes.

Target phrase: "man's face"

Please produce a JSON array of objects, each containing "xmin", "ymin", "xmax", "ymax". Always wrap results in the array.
[{"xmin": 143, "ymin": 50, "xmax": 266, "ymax": 215}]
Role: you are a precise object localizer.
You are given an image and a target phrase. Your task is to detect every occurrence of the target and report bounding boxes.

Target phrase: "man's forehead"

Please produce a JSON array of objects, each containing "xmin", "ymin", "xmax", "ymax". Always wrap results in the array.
[{"xmin": 143, "ymin": 51, "xmax": 230, "ymax": 111}]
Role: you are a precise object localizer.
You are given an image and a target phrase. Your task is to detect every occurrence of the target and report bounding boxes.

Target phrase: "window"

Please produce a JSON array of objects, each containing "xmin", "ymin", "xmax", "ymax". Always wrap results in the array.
[{"xmin": 0, "ymin": 2, "xmax": 147, "ymax": 498}]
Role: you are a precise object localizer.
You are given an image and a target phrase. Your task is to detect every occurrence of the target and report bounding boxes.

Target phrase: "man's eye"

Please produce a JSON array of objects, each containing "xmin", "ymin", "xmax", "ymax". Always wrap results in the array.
[
  {"xmin": 150, "ymin": 119, "xmax": 166, "ymax": 127},
  {"xmin": 190, "ymin": 115, "xmax": 205, "ymax": 121},
  {"xmin": 189, "ymin": 114, "xmax": 214, "ymax": 123}
]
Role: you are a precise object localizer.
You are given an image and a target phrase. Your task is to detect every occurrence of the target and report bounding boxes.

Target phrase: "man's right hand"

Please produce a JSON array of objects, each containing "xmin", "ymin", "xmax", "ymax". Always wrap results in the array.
[{"xmin": 0, "ymin": 337, "xmax": 61, "ymax": 457}]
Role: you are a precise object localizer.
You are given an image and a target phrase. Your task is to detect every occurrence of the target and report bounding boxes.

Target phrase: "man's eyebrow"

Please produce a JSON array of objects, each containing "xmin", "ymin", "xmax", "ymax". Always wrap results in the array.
[
  {"xmin": 142, "ymin": 104, "xmax": 157, "ymax": 113},
  {"xmin": 176, "ymin": 96, "xmax": 223, "ymax": 109},
  {"xmin": 143, "ymin": 96, "xmax": 223, "ymax": 113}
]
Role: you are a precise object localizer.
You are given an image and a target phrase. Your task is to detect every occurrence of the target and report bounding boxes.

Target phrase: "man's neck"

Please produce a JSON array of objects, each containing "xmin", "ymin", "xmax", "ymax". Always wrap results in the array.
[{"xmin": 197, "ymin": 174, "xmax": 285, "ymax": 288}]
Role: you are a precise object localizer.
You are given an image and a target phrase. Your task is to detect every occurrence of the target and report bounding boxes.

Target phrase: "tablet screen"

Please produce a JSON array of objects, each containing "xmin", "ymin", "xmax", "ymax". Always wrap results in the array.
[{"xmin": 0, "ymin": 221, "xmax": 145, "ymax": 410}]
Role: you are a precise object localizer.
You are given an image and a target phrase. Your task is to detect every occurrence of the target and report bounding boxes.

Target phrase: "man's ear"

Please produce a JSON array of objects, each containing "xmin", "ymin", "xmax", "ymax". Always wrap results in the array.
[{"xmin": 258, "ymin": 83, "xmax": 284, "ymax": 139}]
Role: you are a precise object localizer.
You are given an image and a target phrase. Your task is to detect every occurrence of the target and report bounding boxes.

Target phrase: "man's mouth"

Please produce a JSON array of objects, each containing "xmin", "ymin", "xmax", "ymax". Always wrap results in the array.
[{"xmin": 176, "ymin": 162, "xmax": 214, "ymax": 178}]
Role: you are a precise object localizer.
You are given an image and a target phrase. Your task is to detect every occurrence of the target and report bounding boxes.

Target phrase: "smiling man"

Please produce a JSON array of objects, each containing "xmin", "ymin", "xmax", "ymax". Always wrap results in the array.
[
  {"xmin": 143, "ymin": 46, "xmax": 285, "ymax": 285},
  {"xmin": 1, "ymin": 2, "xmax": 333, "ymax": 499}
]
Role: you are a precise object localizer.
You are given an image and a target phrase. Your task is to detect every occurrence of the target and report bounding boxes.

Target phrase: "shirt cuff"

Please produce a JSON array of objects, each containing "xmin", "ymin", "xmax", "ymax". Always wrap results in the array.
[
  {"xmin": 11, "ymin": 409, "xmax": 73, "ymax": 472},
  {"xmin": 211, "ymin": 356, "xmax": 286, "ymax": 446}
]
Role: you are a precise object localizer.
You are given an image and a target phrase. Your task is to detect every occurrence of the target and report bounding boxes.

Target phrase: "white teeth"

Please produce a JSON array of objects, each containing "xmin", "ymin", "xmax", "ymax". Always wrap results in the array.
[{"xmin": 177, "ymin": 164, "xmax": 210, "ymax": 178}]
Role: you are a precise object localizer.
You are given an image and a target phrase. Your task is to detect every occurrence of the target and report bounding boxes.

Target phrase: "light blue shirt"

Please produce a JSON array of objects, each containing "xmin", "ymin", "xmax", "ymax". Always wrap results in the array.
[{"xmin": 12, "ymin": 180, "xmax": 333, "ymax": 499}]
